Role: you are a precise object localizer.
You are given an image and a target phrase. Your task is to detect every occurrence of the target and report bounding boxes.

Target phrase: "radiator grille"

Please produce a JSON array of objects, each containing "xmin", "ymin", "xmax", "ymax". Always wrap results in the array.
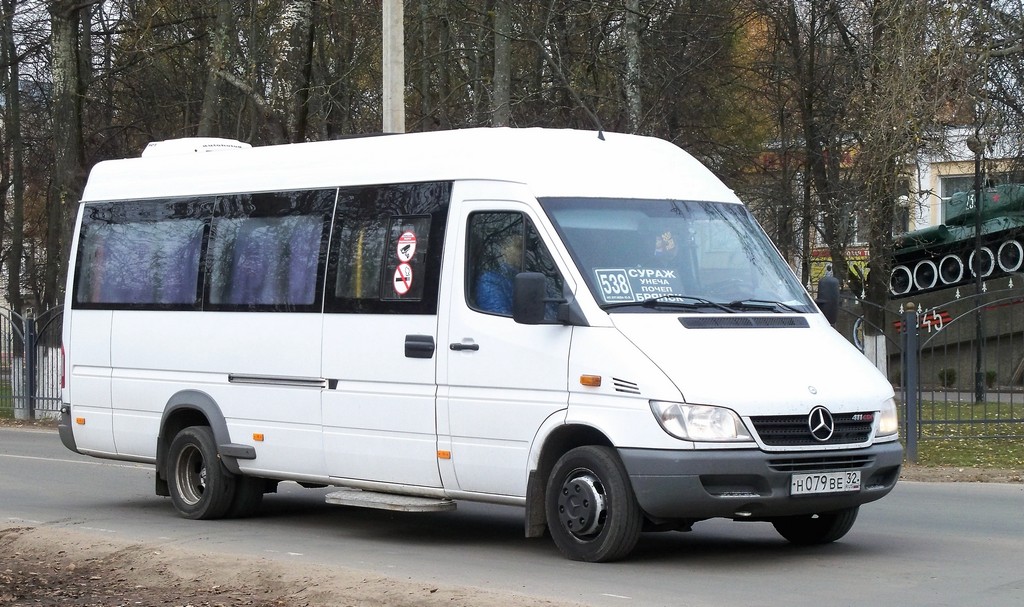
[{"xmin": 750, "ymin": 412, "xmax": 874, "ymax": 446}]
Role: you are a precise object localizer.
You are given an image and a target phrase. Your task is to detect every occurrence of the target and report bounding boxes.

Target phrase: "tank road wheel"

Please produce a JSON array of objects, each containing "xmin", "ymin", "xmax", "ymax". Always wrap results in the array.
[
  {"xmin": 545, "ymin": 446, "xmax": 642, "ymax": 562},
  {"xmin": 772, "ymin": 506, "xmax": 859, "ymax": 545},
  {"xmin": 968, "ymin": 247, "xmax": 995, "ymax": 278},
  {"xmin": 912, "ymin": 260, "xmax": 938, "ymax": 291},
  {"xmin": 938, "ymin": 254, "xmax": 964, "ymax": 285},
  {"xmin": 889, "ymin": 266, "xmax": 912, "ymax": 296},
  {"xmin": 167, "ymin": 426, "xmax": 236, "ymax": 520},
  {"xmin": 997, "ymin": 240, "xmax": 1023, "ymax": 273}
]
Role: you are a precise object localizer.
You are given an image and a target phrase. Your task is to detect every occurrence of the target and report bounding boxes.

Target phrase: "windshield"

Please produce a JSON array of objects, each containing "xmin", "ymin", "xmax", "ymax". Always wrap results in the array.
[{"xmin": 539, "ymin": 197, "xmax": 815, "ymax": 313}]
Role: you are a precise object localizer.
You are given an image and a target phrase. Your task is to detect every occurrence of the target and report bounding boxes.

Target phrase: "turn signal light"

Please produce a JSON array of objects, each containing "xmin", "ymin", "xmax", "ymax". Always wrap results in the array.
[
  {"xmin": 437, "ymin": 450, "xmax": 451, "ymax": 460},
  {"xmin": 75, "ymin": 417, "xmax": 85, "ymax": 425},
  {"xmin": 252, "ymin": 433, "xmax": 264, "ymax": 442},
  {"xmin": 580, "ymin": 375, "xmax": 602, "ymax": 387}
]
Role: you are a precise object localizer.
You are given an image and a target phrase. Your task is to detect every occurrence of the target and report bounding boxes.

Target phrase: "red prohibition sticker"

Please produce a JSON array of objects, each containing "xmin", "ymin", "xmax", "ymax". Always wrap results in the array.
[
  {"xmin": 393, "ymin": 263, "xmax": 414, "ymax": 295},
  {"xmin": 397, "ymin": 231, "xmax": 417, "ymax": 262}
]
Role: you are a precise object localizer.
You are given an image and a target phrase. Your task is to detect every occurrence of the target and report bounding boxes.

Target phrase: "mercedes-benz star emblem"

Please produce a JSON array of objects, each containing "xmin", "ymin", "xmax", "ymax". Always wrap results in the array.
[{"xmin": 808, "ymin": 406, "xmax": 835, "ymax": 442}]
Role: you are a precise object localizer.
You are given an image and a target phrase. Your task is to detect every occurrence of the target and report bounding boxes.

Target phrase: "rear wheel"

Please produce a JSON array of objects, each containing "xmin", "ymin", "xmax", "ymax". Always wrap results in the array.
[
  {"xmin": 545, "ymin": 446, "xmax": 642, "ymax": 562},
  {"xmin": 772, "ymin": 506, "xmax": 859, "ymax": 545},
  {"xmin": 167, "ymin": 426, "xmax": 237, "ymax": 520}
]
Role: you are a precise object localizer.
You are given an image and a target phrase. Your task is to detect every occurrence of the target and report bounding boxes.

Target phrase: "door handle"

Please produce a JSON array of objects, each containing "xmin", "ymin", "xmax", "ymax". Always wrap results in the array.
[{"xmin": 449, "ymin": 342, "xmax": 480, "ymax": 351}]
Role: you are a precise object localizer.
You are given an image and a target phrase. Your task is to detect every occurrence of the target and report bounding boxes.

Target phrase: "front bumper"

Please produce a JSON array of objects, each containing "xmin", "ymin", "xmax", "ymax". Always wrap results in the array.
[{"xmin": 619, "ymin": 440, "xmax": 903, "ymax": 521}]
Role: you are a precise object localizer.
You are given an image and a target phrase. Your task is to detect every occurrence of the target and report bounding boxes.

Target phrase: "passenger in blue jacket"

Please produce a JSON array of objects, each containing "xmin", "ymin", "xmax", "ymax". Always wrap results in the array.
[{"xmin": 475, "ymin": 232, "xmax": 523, "ymax": 315}]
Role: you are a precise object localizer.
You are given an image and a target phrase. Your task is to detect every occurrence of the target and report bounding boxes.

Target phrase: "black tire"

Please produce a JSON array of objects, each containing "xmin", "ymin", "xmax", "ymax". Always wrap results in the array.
[
  {"xmin": 226, "ymin": 476, "xmax": 265, "ymax": 518},
  {"xmin": 166, "ymin": 426, "xmax": 237, "ymax": 520},
  {"xmin": 772, "ymin": 506, "xmax": 859, "ymax": 545},
  {"xmin": 545, "ymin": 446, "xmax": 643, "ymax": 562}
]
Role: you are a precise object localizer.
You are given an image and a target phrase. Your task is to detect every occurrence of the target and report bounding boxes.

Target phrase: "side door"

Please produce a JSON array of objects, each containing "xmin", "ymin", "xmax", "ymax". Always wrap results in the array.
[
  {"xmin": 321, "ymin": 182, "xmax": 450, "ymax": 488},
  {"xmin": 439, "ymin": 196, "xmax": 572, "ymax": 497}
]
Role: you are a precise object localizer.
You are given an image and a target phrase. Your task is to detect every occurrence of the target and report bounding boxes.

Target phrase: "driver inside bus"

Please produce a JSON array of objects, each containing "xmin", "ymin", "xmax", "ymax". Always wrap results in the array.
[{"xmin": 475, "ymin": 229, "xmax": 523, "ymax": 315}]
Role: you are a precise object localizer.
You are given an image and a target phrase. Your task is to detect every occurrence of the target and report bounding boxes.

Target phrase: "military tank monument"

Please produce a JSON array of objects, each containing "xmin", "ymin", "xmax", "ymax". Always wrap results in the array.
[{"xmin": 889, "ymin": 183, "xmax": 1024, "ymax": 298}]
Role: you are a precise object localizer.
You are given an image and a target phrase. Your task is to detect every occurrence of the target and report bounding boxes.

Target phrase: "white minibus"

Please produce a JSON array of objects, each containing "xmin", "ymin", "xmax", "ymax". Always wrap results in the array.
[{"xmin": 59, "ymin": 128, "xmax": 902, "ymax": 562}]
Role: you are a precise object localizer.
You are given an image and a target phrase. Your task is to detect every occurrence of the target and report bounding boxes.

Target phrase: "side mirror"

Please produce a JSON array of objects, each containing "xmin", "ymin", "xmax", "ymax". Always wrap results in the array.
[
  {"xmin": 512, "ymin": 272, "xmax": 548, "ymax": 325},
  {"xmin": 815, "ymin": 275, "xmax": 840, "ymax": 326}
]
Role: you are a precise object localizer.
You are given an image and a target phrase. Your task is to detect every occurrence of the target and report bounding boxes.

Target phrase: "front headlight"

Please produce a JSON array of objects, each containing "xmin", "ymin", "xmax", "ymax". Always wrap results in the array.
[
  {"xmin": 650, "ymin": 401, "xmax": 753, "ymax": 442},
  {"xmin": 877, "ymin": 397, "xmax": 899, "ymax": 436}
]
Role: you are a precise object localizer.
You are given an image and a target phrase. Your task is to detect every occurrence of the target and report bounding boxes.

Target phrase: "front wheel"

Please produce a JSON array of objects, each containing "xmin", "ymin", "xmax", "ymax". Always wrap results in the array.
[
  {"xmin": 771, "ymin": 506, "xmax": 859, "ymax": 545},
  {"xmin": 545, "ymin": 446, "xmax": 643, "ymax": 562},
  {"xmin": 167, "ymin": 426, "xmax": 237, "ymax": 520}
]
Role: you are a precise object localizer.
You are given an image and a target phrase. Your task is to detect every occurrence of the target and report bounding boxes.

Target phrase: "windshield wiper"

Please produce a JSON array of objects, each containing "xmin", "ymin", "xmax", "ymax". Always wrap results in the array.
[
  {"xmin": 725, "ymin": 299, "xmax": 802, "ymax": 313},
  {"xmin": 602, "ymin": 294, "xmax": 734, "ymax": 313}
]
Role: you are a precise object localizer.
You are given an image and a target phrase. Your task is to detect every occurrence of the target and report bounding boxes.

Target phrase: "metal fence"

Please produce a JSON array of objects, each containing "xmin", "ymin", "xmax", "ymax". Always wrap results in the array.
[
  {"xmin": 837, "ymin": 276, "xmax": 1024, "ymax": 461},
  {"xmin": 0, "ymin": 307, "xmax": 64, "ymax": 420}
]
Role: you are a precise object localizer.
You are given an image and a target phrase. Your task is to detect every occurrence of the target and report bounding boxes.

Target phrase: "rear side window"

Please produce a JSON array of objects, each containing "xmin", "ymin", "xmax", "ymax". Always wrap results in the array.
[
  {"xmin": 326, "ymin": 182, "xmax": 451, "ymax": 314},
  {"xmin": 74, "ymin": 199, "xmax": 211, "ymax": 309},
  {"xmin": 206, "ymin": 189, "xmax": 335, "ymax": 311}
]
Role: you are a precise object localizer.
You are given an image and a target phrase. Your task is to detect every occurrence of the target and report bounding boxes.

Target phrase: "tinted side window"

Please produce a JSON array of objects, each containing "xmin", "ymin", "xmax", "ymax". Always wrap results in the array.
[
  {"xmin": 206, "ymin": 189, "xmax": 335, "ymax": 311},
  {"xmin": 326, "ymin": 182, "xmax": 451, "ymax": 314},
  {"xmin": 74, "ymin": 199, "xmax": 211, "ymax": 309},
  {"xmin": 467, "ymin": 211, "xmax": 564, "ymax": 320}
]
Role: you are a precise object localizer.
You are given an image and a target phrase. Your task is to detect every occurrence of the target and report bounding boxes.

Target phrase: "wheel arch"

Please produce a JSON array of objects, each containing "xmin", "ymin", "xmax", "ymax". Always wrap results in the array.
[
  {"xmin": 155, "ymin": 390, "xmax": 235, "ymax": 495},
  {"xmin": 524, "ymin": 423, "xmax": 614, "ymax": 538}
]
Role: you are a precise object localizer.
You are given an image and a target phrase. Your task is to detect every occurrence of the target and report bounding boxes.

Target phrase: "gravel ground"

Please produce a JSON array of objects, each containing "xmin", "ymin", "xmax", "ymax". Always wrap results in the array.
[{"xmin": 0, "ymin": 525, "xmax": 576, "ymax": 607}]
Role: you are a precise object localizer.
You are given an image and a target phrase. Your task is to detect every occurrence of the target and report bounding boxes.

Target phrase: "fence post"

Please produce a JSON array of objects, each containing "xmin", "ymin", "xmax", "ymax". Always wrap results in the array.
[
  {"xmin": 23, "ymin": 309, "xmax": 36, "ymax": 420},
  {"xmin": 902, "ymin": 303, "xmax": 919, "ymax": 464}
]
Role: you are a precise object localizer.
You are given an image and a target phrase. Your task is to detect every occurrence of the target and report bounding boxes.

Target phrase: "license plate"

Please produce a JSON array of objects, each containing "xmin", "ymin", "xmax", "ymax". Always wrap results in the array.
[{"xmin": 791, "ymin": 471, "xmax": 861, "ymax": 496}]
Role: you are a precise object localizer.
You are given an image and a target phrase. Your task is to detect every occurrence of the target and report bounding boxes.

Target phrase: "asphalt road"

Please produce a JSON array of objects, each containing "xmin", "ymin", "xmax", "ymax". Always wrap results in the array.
[{"xmin": 2, "ymin": 426, "xmax": 1022, "ymax": 606}]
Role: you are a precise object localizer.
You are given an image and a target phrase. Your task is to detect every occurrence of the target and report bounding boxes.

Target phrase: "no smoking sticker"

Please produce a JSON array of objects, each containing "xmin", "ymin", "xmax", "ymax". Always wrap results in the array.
[
  {"xmin": 393, "ymin": 263, "xmax": 414, "ymax": 295},
  {"xmin": 397, "ymin": 231, "xmax": 417, "ymax": 262}
]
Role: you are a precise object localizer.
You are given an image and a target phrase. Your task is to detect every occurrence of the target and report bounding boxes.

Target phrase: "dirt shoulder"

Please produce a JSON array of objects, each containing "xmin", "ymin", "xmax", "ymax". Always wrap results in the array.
[
  {"xmin": 899, "ymin": 464, "xmax": 1023, "ymax": 483},
  {"xmin": 0, "ymin": 525, "xmax": 576, "ymax": 607}
]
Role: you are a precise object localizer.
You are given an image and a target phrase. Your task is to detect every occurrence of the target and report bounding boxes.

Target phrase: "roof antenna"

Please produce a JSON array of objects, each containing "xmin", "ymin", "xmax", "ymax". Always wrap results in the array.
[{"xmin": 531, "ymin": 35, "xmax": 606, "ymax": 140}]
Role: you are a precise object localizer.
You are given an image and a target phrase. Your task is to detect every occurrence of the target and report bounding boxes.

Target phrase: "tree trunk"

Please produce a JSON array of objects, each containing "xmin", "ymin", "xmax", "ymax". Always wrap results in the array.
[
  {"xmin": 623, "ymin": 0, "xmax": 642, "ymax": 133},
  {"xmin": 48, "ymin": 0, "xmax": 87, "ymax": 308},
  {"xmin": 272, "ymin": 0, "xmax": 314, "ymax": 142},
  {"xmin": 198, "ymin": 0, "xmax": 232, "ymax": 137},
  {"xmin": 1, "ymin": 0, "xmax": 23, "ymax": 313},
  {"xmin": 492, "ymin": 0, "xmax": 511, "ymax": 126}
]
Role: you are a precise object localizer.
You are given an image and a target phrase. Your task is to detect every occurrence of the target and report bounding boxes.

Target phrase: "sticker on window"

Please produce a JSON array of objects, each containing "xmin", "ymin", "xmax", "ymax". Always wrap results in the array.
[{"xmin": 595, "ymin": 268, "xmax": 684, "ymax": 303}]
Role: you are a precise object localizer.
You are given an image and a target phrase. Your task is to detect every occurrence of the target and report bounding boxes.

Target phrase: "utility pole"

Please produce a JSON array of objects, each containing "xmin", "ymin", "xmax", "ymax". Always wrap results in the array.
[{"xmin": 383, "ymin": 0, "xmax": 405, "ymax": 133}]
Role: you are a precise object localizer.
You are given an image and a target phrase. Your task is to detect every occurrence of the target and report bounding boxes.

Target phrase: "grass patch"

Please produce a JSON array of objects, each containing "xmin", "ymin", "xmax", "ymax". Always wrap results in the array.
[
  {"xmin": 907, "ymin": 399, "xmax": 1024, "ymax": 469},
  {"xmin": 0, "ymin": 377, "xmax": 14, "ymax": 419},
  {"xmin": 914, "ymin": 438, "xmax": 1024, "ymax": 468}
]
